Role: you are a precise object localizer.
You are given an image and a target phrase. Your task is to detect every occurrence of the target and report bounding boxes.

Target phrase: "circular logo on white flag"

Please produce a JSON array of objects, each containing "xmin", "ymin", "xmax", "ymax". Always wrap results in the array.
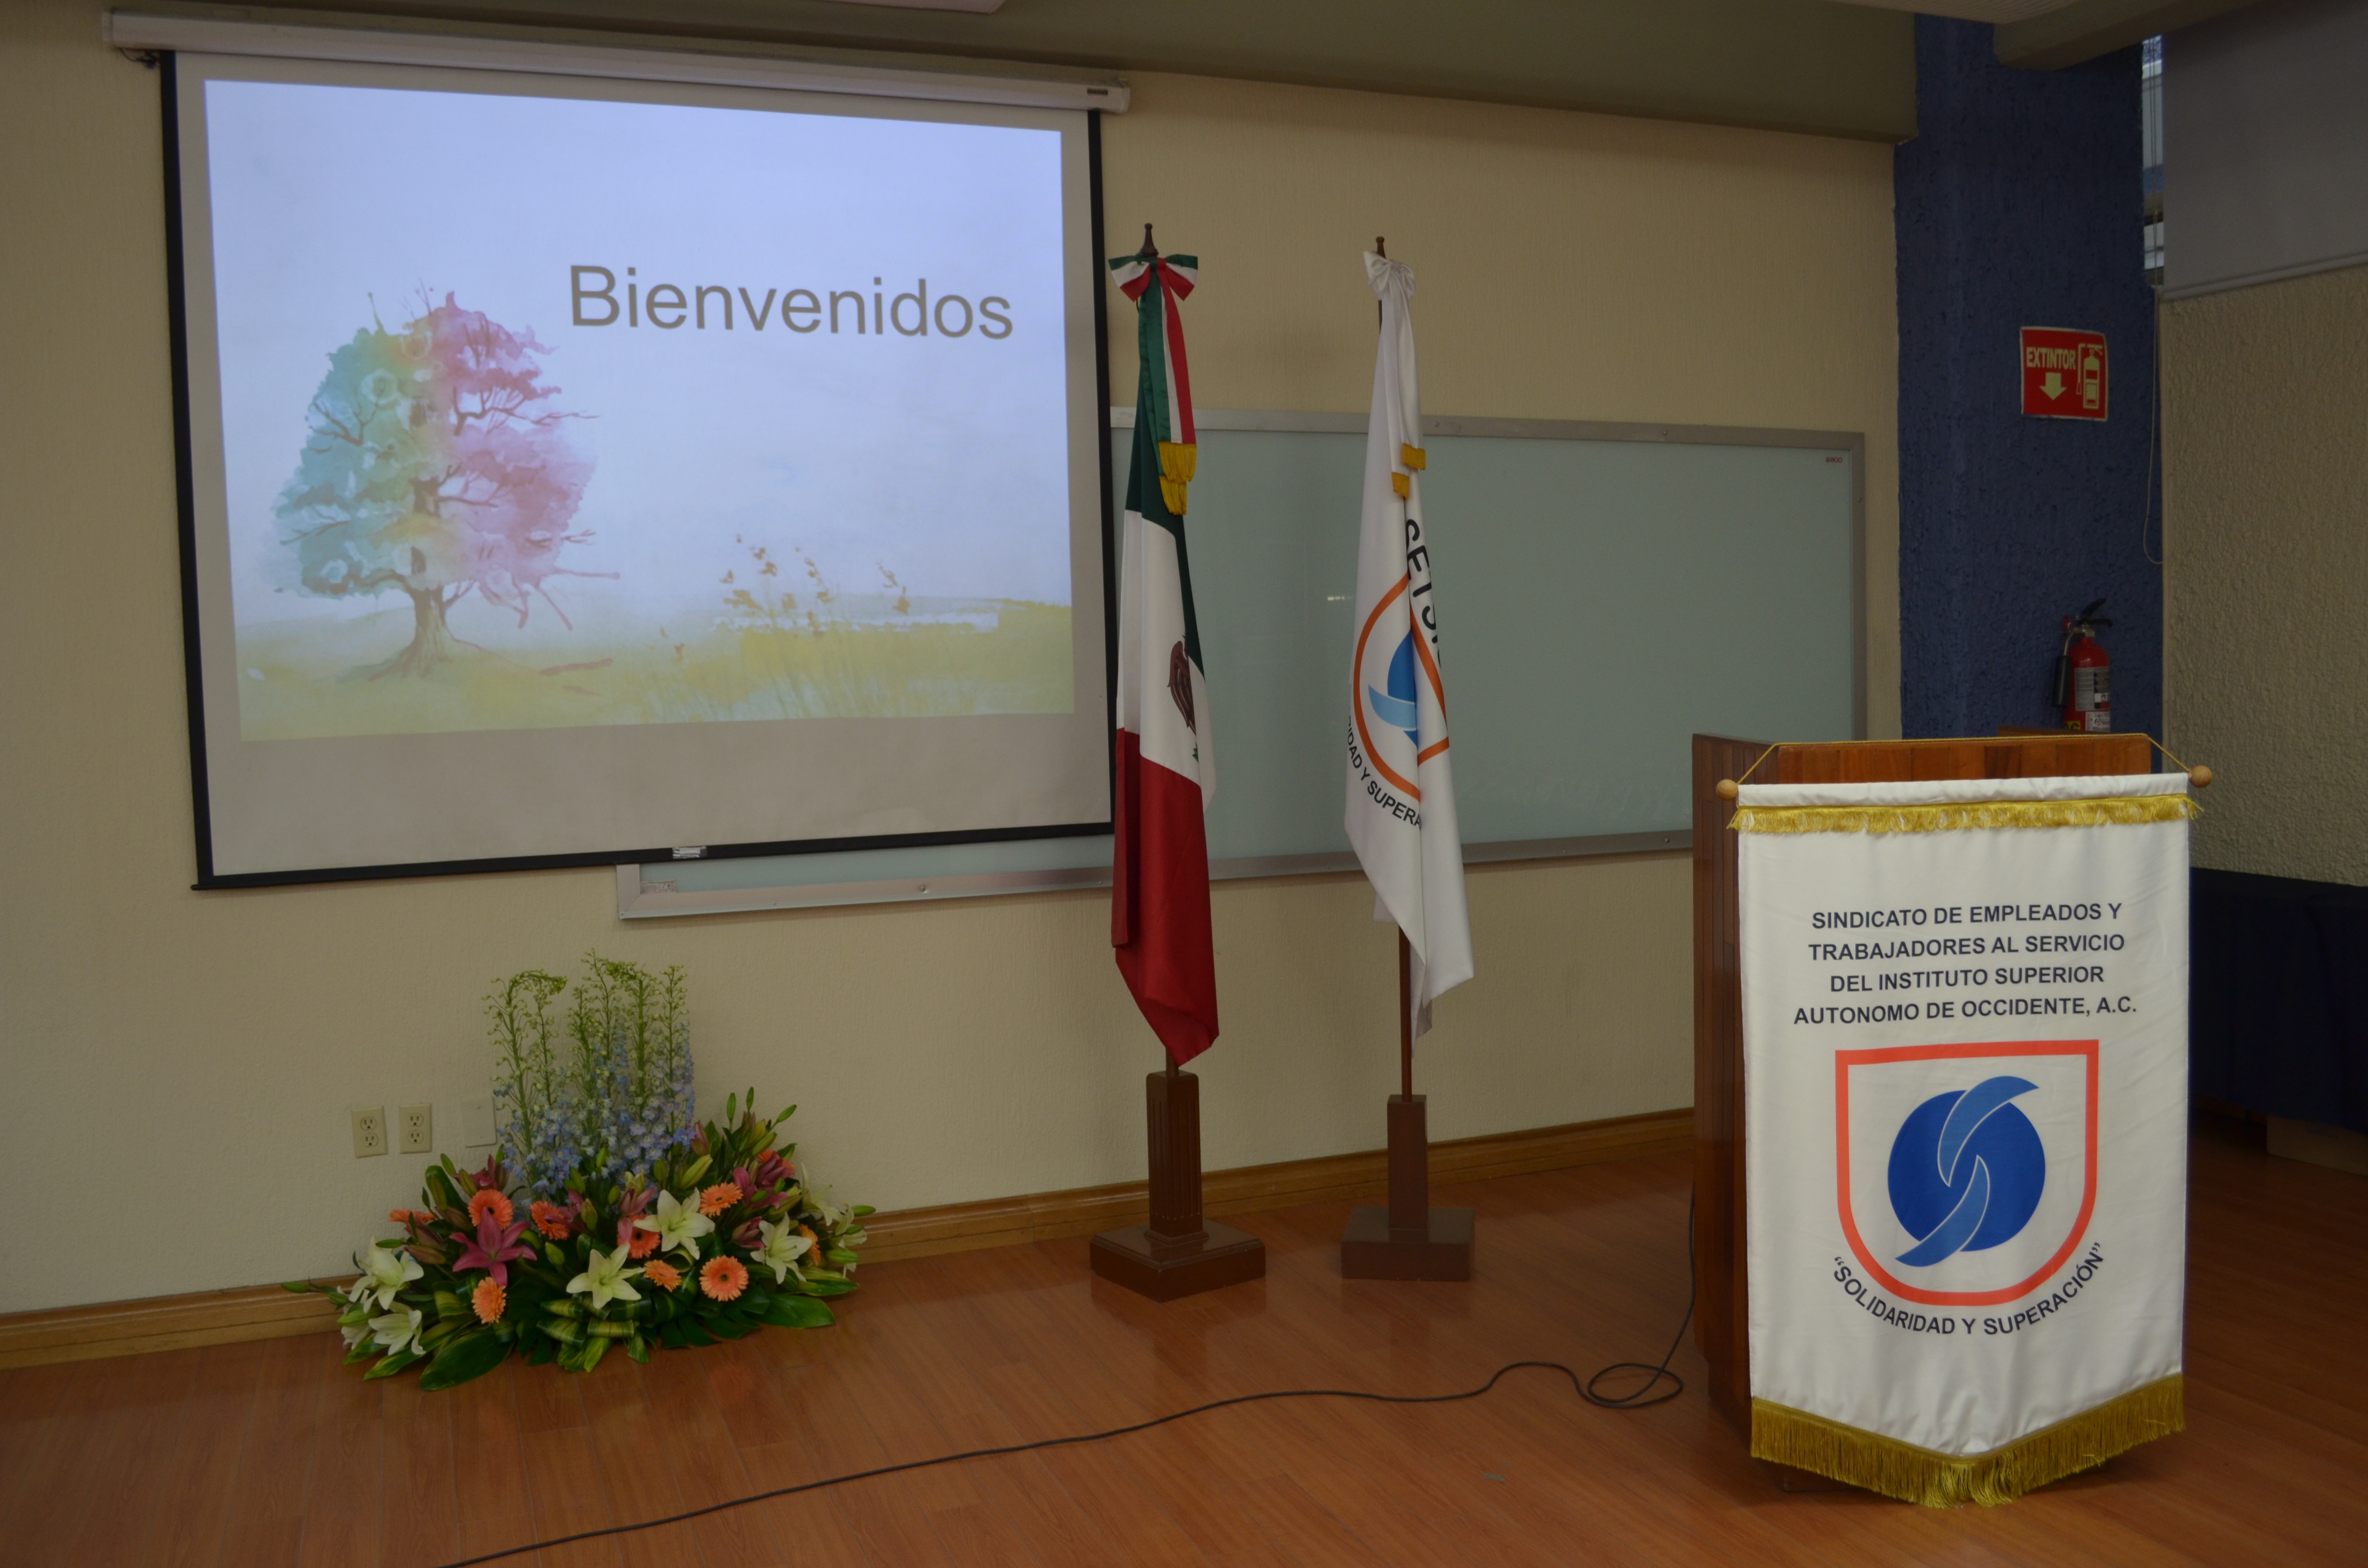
[{"xmin": 1353, "ymin": 578, "xmax": 1444, "ymax": 799}]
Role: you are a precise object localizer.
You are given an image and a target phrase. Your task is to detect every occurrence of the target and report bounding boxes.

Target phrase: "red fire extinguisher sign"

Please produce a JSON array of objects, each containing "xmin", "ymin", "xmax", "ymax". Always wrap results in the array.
[{"xmin": 2021, "ymin": 327, "xmax": 2108, "ymax": 420}]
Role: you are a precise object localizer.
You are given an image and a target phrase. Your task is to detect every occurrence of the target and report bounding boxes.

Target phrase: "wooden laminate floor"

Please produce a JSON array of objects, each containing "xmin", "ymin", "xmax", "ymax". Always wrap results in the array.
[{"xmin": 2, "ymin": 1113, "xmax": 2362, "ymax": 1567}]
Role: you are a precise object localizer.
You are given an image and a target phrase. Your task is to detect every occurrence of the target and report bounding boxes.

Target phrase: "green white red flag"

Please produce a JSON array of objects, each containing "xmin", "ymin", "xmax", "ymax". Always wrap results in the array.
[{"xmin": 1109, "ymin": 248, "xmax": 1217, "ymax": 1065}]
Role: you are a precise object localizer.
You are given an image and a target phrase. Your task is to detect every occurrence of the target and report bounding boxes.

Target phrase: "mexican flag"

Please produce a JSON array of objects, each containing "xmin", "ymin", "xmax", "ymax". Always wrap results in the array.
[{"xmin": 1109, "ymin": 248, "xmax": 1217, "ymax": 1066}]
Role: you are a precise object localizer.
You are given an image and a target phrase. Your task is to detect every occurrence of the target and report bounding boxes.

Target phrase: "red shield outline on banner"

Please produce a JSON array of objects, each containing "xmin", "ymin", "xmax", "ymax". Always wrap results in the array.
[{"xmin": 1834, "ymin": 1039, "xmax": 2099, "ymax": 1307}]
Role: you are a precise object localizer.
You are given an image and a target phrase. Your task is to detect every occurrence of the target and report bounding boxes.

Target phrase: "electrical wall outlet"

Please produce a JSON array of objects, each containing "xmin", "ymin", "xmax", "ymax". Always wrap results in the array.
[
  {"xmin": 397, "ymin": 1102, "xmax": 434, "ymax": 1155},
  {"xmin": 461, "ymin": 1095, "xmax": 497, "ymax": 1149},
  {"xmin": 352, "ymin": 1106, "xmax": 387, "ymax": 1158}
]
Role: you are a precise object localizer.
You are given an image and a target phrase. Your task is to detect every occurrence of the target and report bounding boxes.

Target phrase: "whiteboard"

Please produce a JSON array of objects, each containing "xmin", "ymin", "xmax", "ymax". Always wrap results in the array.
[{"xmin": 622, "ymin": 410, "xmax": 1862, "ymax": 916}]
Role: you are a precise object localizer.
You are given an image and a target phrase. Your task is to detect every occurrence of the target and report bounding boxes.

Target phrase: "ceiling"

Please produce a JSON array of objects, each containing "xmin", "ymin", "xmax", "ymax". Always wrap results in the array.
[
  {"xmin": 138, "ymin": 0, "xmax": 1924, "ymax": 139},
  {"xmin": 135, "ymin": 0, "xmax": 2267, "ymax": 142},
  {"xmin": 1830, "ymin": 0, "xmax": 2267, "ymax": 67}
]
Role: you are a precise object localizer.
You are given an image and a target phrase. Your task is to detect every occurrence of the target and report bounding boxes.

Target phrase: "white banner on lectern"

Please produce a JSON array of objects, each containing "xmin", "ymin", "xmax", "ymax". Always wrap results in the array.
[{"xmin": 1738, "ymin": 772, "xmax": 2194, "ymax": 1506}]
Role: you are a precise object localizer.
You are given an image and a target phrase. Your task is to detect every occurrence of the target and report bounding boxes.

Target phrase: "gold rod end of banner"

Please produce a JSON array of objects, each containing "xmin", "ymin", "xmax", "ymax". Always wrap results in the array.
[
  {"xmin": 1716, "ymin": 779, "xmax": 1740, "ymax": 801},
  {"xmin": 2188, "ymin": 764, "xmax": 2213, "ymax": 788}
]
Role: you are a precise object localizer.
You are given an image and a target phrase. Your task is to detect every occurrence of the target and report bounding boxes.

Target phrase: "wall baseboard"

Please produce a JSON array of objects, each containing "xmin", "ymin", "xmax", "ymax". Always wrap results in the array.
[
  {"xmin": 0, "ymin": 1108, "xmax": 1689, "ymax": 1371},
  {"xmin": 860, "ymin": 1106, "xmax": 1692, "ymax": 1262}
]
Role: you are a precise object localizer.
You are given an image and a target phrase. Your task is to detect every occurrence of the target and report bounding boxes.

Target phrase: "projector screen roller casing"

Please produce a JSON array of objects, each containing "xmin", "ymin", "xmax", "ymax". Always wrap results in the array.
[{"xmin": 165, "ymin": 50, "xmax": 1113, "ymax": 883}]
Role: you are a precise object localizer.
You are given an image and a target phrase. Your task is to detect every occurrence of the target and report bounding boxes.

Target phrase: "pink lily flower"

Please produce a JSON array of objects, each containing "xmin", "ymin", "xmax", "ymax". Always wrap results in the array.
[
  {"xmin": 449, "ymin": 1211, "xmax": 537, "ymax": 1287},
  {"xmin": 615, "ymin": 1184, "xmax": 659, "ymax": 1257},
  {"xmin": 470, "ymin": 1153, "xmax": 508, "ymax": 1191}
]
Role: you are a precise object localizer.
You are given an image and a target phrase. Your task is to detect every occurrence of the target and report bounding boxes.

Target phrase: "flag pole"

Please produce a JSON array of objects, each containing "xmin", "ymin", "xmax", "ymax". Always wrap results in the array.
[{"xmin": 1399, "ymin": 931, "xmax": 1414, "ymax": 1099}]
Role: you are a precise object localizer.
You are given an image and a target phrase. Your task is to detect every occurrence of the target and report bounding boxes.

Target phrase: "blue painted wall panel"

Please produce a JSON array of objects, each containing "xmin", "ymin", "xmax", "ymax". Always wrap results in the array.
[{"xmin": 1897, "ymin": 18, "xmax": 2161, "ymax": 743}]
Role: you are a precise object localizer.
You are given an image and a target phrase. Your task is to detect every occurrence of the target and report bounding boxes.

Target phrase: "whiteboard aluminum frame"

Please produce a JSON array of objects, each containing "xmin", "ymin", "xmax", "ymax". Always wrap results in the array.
[
  {"xmin": 617, "ymin": 407, "xmax": 1863, "ymax": 919},
  {"xmin": 617, "ymin": 829, "xmax": 1692, "ymax": 918},
  {"xmin": 105, "ymin": 10, "xmax": 1129, "ymax": 113}
]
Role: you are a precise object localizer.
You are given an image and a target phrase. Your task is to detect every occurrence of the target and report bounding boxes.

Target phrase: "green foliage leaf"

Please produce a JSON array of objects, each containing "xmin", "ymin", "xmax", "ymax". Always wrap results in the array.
[
  {"xmin": 432, "ymin": 1290, "xmax": 469, "ymax": 1323},
  {"xmin": 364, "ymin": 1349, "xmax": 424, "ymax": 1380},
  {"xmin": 798, "ymin": 1278, "xmax": 858, "ymax": 1297},
  {"xmin": 760, "ymin": 1296, "xmax": 836, "ymax": 1329},
  {"xmin": 419, "ymin": 1330, "xmax": 510, "ymax": 1392},
  {"xmin": 526, "ymin": 1334, "xmax": 558, "ymax": 1366},
  {"xmin": 423, "ymin": 1165, "xmax": 463, "ymax": 1212},
  {"xmin": 826, "ymin": 1249, "xmax": 859, "ymax": 1265}
]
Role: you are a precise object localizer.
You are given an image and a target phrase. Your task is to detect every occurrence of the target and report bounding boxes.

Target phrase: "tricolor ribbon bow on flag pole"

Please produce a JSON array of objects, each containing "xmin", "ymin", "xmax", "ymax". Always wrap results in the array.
[
  {"xmin": 1109, "ymin": 238, "xmax": 1218, "ymax": 1066},
  {"xmin": 1345, "ymin": 249, "xmax": 1473, "ymax": 1038}
]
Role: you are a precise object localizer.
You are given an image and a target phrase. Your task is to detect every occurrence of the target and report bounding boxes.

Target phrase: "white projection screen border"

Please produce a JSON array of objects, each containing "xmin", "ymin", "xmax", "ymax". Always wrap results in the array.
[{"xmin": 163, "ymin": 48, "xmax": 1115, "ymax": 886}]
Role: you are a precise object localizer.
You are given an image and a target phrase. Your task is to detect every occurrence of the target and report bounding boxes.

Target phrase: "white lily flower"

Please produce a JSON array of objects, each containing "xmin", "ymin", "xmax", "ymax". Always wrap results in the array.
[
  {"xmin": 370, "ymin": 1306, "xmax": 425, "ymax": 1357},
  {"xmin": 636, "ymin": 1188, "xmax": 715, "ymax": 1258},
  {"xmin": 808, "ymin": 1185, "xmax": 850, "ymax": 1229},
  {"xmin": 566, "ymin": 1243, "xmax": 644, "ymax": 1311},
  {"xmin": 752, "ymin": 1217, "xmax": 813, "ymax": 1285},
  {"xmin": 340, "ymin": 1322, "xmax": 370, "ymax": 1351},
  {"xmin": 354, "ymin": 1246, "xmax": 423, "ymax": 1311}
]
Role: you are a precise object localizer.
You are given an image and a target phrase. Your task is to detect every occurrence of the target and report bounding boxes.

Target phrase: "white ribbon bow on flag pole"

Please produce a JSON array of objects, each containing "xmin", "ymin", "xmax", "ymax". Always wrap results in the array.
[{"xmin": 1345, "ymin": 250, "xmax": 1472, "ymax": 1038}]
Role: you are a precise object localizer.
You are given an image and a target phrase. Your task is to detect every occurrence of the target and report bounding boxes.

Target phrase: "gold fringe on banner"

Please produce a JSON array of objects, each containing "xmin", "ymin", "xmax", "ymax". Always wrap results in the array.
[
  {"xmin": 1730, "ymin": 794, "xmax": 2198, "ymax": 836},
  {"xmin": 1751, "ymin": 1376, "xmax": 2185, "ymax": 1507},
  {"xmin": 1158, "ymin": 441, "xmax": 1196, "ymax": 515}
]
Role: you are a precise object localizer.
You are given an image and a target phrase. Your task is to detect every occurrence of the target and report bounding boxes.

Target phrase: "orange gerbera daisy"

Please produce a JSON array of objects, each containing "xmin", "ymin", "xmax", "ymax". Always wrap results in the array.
[
  {"xmin": 529, "ymin": 1200, "xmax": 572, "ymax": 1240},
  {"xmin": 626, "ymin": 1225, "xmax": 662, "ymax": 1259},
  {"xmin": 643, "ymin": 1259, "xmax": 683, "ymax": 1291},
  {"xmin": 699, "ymin": 1183, "xmax": 742, "ymax": 1217},
  {"xmin": 467, "ymin": 1188, "xmax": 515, "ymax": 1228},
  {"xmin": 699, "ymin": 1256, "xmax": 749, "ymax": 1302},
  {"xmin": 470, "ymin": 1278, "xmax": 506, "ymax": 1325}
]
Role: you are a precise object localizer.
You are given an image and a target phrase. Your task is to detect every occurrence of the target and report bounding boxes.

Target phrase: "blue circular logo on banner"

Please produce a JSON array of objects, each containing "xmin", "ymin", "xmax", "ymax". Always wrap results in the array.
[
  {"xmin": 1366, "ymin": 631, "xmax": 1421, "ymax": 749},
  {"xmin": 1886, "ymin": 1076, "xmax": 2046, "ymax": 1267}
]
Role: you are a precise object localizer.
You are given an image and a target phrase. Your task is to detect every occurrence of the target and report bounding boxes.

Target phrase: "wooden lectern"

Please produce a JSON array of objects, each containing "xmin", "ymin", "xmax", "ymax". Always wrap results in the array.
[{"xmin": 1689, "ymin": 732, "xmax": 2158, "ymax": 1434}]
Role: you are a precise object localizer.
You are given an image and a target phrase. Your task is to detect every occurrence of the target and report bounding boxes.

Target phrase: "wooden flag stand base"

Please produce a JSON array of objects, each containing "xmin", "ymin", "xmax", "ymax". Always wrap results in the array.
[
  {"xmin": 1090, "ymin": 1065, "xmax": 1267, "ymax": 1301},
  {"xmin": 1341, "ymin": 933, "xmax": 1475, "ymax": 1281}
]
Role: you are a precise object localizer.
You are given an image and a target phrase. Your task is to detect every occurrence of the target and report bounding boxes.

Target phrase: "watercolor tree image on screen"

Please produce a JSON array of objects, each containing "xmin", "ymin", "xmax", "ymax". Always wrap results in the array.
[
  {"xmin": 273, "ymin": 294, "xmax": 601, "ymax": 683},
  {"xmin": 237, "ymin": 289, "xmax": 1075, "ymax": 742}
]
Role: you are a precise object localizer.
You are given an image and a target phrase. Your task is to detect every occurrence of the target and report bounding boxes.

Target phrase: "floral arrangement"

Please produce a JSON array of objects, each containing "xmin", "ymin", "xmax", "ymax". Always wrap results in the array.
[{"xmin": 292, "ymin": 955, "xmax": 870, "ymax": 1387}]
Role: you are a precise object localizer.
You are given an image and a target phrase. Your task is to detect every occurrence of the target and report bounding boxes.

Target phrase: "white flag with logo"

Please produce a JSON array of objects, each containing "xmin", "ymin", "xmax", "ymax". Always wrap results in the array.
[
  {"xmin": 1737, "ymin": 772, "xmax": 2195, "ymax": 1505},
  {"xmin": 1344, "ymin": 251, "xmax": 1471, "ymax": 1036}
]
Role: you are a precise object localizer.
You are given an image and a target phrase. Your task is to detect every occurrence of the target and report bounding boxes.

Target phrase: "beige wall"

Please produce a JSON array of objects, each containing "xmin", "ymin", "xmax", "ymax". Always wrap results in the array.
[
  {"xmin": 2162, "ymin": 266, "xmax": 2368, "ymax": 886},
  {"xmin": 0, "ymin": 0, "xmax": 1899, "ymax": 1313}
]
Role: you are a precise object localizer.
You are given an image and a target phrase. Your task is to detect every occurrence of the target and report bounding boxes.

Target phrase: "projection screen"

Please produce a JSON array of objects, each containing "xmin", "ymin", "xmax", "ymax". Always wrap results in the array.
[{"xmin": 165, "ymin": 49, "xmax": 1112, "ymax": 884}]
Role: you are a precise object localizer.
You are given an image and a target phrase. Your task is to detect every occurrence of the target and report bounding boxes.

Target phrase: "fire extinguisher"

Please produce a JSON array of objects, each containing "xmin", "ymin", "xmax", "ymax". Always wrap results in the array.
[{"xmin": 2051, "ymin": 599, "xmax": 2113, "ymax": 733}]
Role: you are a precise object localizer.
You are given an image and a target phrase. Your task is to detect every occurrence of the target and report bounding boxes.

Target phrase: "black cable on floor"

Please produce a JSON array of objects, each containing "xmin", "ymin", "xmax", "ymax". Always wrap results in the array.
[
  {"xmin": 1579, "ymin": 1186, "xmax": 1695, "ymax": 1410},
  {"xmin": 435, "ymin": 1189, "xmax": 1698, "ymax": 1568}
]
